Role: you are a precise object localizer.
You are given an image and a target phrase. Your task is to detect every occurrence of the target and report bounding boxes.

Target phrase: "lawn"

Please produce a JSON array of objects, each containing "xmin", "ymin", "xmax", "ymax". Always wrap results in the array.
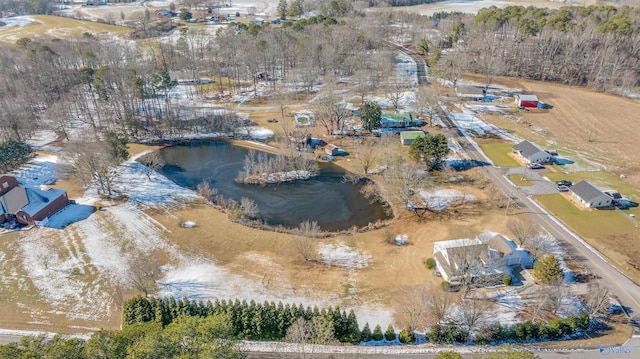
[
  {"xmin": 475, "ymin": 139, "xmax": 521, "ymax": 167},
  {"xmin": 507, "ymin": 174, "xmax": 533, "ymax": 186},
  {"xmin": 534, "ymin": 194, "xmax": 638, "ymax": 239}
]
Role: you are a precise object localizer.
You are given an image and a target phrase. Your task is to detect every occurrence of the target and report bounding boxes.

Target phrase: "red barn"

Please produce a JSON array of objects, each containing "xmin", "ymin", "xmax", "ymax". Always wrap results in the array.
[{"xmin": 516, "ymin": 94, "xmax": 539, "ymax": 108}]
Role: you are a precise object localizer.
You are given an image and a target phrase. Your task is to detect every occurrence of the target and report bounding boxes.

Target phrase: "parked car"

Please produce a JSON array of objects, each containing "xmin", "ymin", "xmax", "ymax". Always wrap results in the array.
[
  {"xmin": 556, "ymin": 180, "xmax": 573, "ymax": 187},
  {"xmin": 557, "ymin": 185, "xmax": 570, "ymax": 192},
  {"xmin": 528, "ymin": 163, "xmax": 545, "ymax": 169}
]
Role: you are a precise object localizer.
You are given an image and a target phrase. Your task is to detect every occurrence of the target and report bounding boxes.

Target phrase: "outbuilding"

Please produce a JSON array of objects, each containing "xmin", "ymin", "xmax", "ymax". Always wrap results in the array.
[
  {"xmin": 400, "ymin": 131, "xmax": 425, "ymax": 146},
  {"xmin": 516, "ymin": 94, "xmax": 539, "ymax": 108}
]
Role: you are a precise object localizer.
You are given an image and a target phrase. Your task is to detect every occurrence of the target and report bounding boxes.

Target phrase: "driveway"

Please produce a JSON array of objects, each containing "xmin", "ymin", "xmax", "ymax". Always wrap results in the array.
[{"xmin": 503, "ymin": 167, "xmax": 560, "ymax": 196}]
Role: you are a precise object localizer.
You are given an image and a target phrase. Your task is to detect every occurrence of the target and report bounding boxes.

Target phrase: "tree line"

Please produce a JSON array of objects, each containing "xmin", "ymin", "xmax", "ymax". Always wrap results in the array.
[
  {"xmin": 426, "ymin": 5, "xmax": 640, "ymax": 93},
  {"xmin": 122, "ymin": 295, "xmax": 362, "ymax": 344}
]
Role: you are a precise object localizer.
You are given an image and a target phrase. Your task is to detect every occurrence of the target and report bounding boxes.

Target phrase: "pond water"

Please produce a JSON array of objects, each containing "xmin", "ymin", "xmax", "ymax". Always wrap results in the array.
[{"xmin": 158, "ymin": 141, "xmax": 390, "ymax": 231}]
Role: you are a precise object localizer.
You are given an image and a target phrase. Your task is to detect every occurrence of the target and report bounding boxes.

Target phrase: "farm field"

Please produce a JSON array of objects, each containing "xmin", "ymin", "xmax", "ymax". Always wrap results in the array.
[{"xmin": 0, "ymin": 15, "xmax": 130, "ymax": 43}]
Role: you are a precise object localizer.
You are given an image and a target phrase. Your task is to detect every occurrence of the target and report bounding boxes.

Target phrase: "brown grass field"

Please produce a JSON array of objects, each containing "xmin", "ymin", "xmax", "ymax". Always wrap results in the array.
[{"xmin": 0, "ymin": 15, "xmax": 130, "ymax": 43}]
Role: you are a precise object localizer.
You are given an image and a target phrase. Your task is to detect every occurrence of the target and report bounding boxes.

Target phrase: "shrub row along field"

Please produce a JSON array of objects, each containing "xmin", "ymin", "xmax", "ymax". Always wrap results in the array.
[
  {"xmin": 122, "ymin": 296, "xmax": 361, "ymax": 344},
  {"xmin": 123, "ymin": 296, "xmax": 590, "ymax": 345}
]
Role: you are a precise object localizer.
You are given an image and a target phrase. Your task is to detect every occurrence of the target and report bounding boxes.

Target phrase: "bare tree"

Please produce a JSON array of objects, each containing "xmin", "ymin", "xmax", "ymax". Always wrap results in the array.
[
  {"xmin": 127, "ymin": 252, "xmax": 162, "ymax": 297},
  {"xmin": 59, "ymin": 136, "xmax": 121, "ymax": 196},
  {"xmin": 285, "ymin": 316, "xmax": 334, "ymax": 345},
  {"xmin": 196, "ymin": 180, "xmax": 218, "ymax": 201},
  {"xmin": 381, "ymin": 158, "xmax": 432, "ymax": 210},
  {"xmin": 586, "ymin": 282, "xmax": 610, "ymax": 318},
  {"xmin": 458, "ymin": 297, "xmax": 491, "ymax": 330},
  {"xmin": 546, "ymin": 283, "xmax": 569, "ymax": 315},
  {"xmin": 138, "ymin": 150, "xmax": 166, "ymax": 180},
  {"xmin": 526, "ymin": 233, "xmax": 555, "ymax": 260},
  {"xmin": 294, "ymin": 220, "xmax": 322, "ymax": 262},
  {"xmin": 398, "ymin": 286, "xmax": 430, "ymax": 333},
  {"xmin": 507, "ymin": 217, "xmax": 540, "ymax": 247},
  {"xmin": 413, "ymin": 85, "xmax": 441, "ymax": 126},
  {"xmin": 448, "ymin": 243, "xmax": 495, "ymax": 298},
  {"xmin": 240, "ymin": 197, "xmax": 259, "ymax": 218},
  {"xmin": 313, "ymin": 89, "xmax": 351, "ymax": 135},
  {"xmin": 426, "ymin": 287, "xmax": 452, "ymax": 325},
  {"xmin": 385, "ymin": 77, "xmax": 407, "ymax": 111},
  {"xmin": 353, "ymin": 138, "xmax": 378, "ymax": 175}
]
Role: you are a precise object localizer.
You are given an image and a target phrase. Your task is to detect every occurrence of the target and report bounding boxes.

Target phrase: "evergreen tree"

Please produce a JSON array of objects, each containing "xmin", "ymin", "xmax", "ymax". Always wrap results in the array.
[
  {"xmin": 277, "ymin": 0, "xmax": 288, "ymax": 20},
  {"xmin": 289, "ymin": 0, "xmax": 304, "ymax": 17},
  {"xmin": 408, "ymin": 133, "xmax": 450, "ymax": 170},
  {"xmin": 344, "ymin": 309, "xmax": 361, "ymax": 344},
  {"xmin": 534, "ymin": 254, "xmax": 563, "ymax": 284},
  {"xmin": 361, "ymin": 322, "xmax": 372, "ymax": 342},
  {"xmin": 372, "ymin": 324, "xmax": 384, "ymax": 341},
  {"xmin": 122, "ymin": 296, "xmax": 154, "ymax": 326},
  {"xmin": 384, "ymin": 324, "xmax": 396, "ymax": 341},
  {"xmin": 399, "ymin": 324, "xmax": 416, "ymax": 344},
  {"xmin": 360, "ymin": 101, "xmax": 382, "ymax": 132}
]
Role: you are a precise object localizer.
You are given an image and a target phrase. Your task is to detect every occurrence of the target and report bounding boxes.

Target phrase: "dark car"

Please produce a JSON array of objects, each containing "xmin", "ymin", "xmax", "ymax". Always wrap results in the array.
[
  {"xmin": 556, "ymin": 180, "xmax": 572, "ymax": 186},
  {"xmin": 528, "ymin": 163, "xmax": 545, "ymax": 169}
]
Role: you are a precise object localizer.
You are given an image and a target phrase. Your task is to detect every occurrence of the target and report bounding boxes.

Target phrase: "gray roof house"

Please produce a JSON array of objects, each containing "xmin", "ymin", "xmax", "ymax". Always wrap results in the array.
[
  {"xmin": 433, "ymin": 232, "xmax": 533, "ymax": 283},
  {"xmin": 512, "ymin": 140, "xmax": 552, "ymax": 164},
  {"xmin": 569, "ymin": 180, "xmax": 613, "ymax": 209}
]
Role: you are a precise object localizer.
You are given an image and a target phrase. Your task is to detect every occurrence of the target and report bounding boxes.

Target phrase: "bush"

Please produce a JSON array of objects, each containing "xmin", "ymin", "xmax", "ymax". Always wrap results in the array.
[
  {"xmin": 427, "ymin": 324, "xmax": 469, "ymax": 344},
  {"xmin": 372, "ymin": 324, "xmax": 384, "ymax": 341},
  {"xmin": 0, "ymin": 139, "xmax": 34, "ymax": 173},
  {"xmin": 384, "ymin": 324, "xmax": 396, "ymax": 341},
  {"xmin": 434, "ymin": 352, "xmax": 464, "ymax": 359},
  {"xmin": 440, "ymin": 280, "xmax": 450, "ymax": 292},
  {"xmin": 425, "ymin": 257, "xmax": 436, "ymax": 270},
  {"xmin": 398, "ymin": 325, "xmax": 415, "ymax": 344},
  {"xmin": 502, "ymin": 274, "xmax": 512, "ymax": 286},
  {"xmin": 475, "ymin": 323, "xmax": 505, "ymax": 345}
]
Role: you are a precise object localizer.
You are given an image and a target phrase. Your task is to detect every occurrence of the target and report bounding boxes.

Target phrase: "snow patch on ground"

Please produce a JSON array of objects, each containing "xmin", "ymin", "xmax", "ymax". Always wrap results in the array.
[
  {"xmin": 0, "ymin": 16, "xmax": 35, "ymax": 27},
  {"xmin": 11, "ymin": 155, "xmax": 58, "ymax": 187},
  {"xmin": 483, "ymin": 289, "xmax": 523, "ymax": 326},
  {"xmin": 317, "ymin": 242, "xmax": 369, "ymax": 269},
  {"xmin": 447, "ymin": 105, "xmax": 519, "ymax": 141},
  {"xmin": 112, "ymin": 160, "xmax": 198, "ymax": 209},
  {"xmin": 413, "ymin": 189, "xmax": 477, "ymax": 211}
]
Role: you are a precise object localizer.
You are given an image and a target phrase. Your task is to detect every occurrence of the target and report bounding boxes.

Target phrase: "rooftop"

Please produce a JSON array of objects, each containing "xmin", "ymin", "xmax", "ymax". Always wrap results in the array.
[
  {"xmin": 382, "ymin": 113, "xmax": 412, "ymax": 122},
  {"xmin": 570, "ymin": 180, "xmax": 607, "ymax": 202},
  {"xmin": 400, "ymin": 131, "xmax": 425, "ymax": 140},
  {"xmin": 22, "ymin": 187, "xmax": 67, "ymax": 216},
  {"xmin": 513, "ymin": 140, "xmax": 546, "ymax": 158}
]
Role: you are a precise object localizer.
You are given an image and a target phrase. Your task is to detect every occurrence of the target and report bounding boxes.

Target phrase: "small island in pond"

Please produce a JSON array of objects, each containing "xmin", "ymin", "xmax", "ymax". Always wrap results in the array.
[{"xmin": 235, "ymin": 150, "xmax": 320, "ymax": 185}]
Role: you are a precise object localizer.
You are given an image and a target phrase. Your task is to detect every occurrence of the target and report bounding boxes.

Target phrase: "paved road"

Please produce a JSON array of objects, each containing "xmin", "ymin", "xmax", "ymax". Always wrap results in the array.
[
  {"xmin": 387, "ymin": 42, "xmax": 429, "ymax": 85},
  {"xmin": 0, "ymin": 334, "xmax": 22, "ymax": 345}
]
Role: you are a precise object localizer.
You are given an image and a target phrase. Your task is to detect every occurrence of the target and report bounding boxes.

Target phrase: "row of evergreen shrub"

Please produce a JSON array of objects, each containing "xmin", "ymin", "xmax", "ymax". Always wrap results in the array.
[
  {"xmin": 123, "ymin": 296, "xmax": 589, "ymax": 346},
  {"xmin": 122, "ymin": 296, "xmax": 361, "ymax": 344}
]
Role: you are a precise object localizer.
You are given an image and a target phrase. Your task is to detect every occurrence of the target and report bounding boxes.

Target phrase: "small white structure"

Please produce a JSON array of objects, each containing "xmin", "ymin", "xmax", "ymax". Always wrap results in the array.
[
  {"xmin": 569, "ymin": 180, "xmax": 613, "ymax": 209},
  {"xmin": 512, "ymin": 140, "xmax": 552, "ymax": 164},
  {"xmin": 294, "ymin": 111, "xmax": 315, "ymax": 127}
]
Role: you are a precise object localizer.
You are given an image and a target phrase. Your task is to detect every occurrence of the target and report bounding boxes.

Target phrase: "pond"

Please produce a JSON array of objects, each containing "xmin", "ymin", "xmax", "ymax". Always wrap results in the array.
[{"xmin": 158, "ymin": 141, "xmax": 390, "ymax": 231}]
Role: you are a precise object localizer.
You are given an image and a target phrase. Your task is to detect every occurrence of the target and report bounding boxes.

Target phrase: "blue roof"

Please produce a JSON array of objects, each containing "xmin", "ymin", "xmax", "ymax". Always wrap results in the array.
[{"xmin": 22, "ymin": 188, "xmax": 67, "ymax": 216}]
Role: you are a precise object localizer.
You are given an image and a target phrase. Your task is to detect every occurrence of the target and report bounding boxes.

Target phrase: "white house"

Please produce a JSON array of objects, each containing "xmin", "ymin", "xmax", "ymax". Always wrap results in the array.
[
  {"xmin": 569, "ymin": 180, "xmax": 613, "ymax": 209},
  {"xmin": 512, "ymin": 140, "xmax": 552, "ymax": 164},
  {"xmin": 433, "ymin": 232, "xmax": 534, "ymax": 283}
]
